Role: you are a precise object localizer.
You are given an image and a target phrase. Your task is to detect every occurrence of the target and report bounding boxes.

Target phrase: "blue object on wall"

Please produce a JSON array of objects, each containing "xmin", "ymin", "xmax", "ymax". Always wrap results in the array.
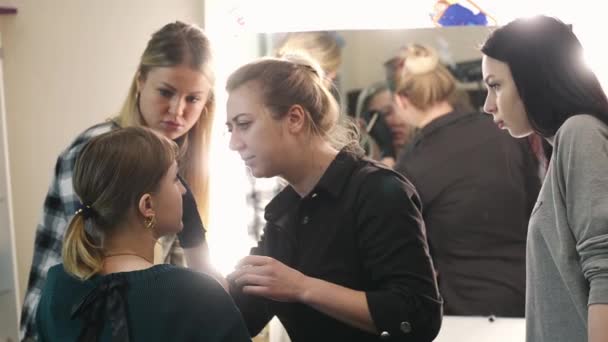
[{"xmin": 438, "ymin": 3, "xmax": 488, "ymax": 26}]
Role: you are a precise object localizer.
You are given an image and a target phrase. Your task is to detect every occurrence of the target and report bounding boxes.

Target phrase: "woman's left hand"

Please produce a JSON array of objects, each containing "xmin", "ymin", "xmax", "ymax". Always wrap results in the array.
[{"xmin": 227, "ymin": 255, "xmax": 308, "ymax": 302}]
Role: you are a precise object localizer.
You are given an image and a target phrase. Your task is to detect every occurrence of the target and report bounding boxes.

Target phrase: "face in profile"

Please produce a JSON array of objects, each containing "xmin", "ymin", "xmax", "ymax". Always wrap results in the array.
[
  {"xmin": 150, "ymin": 161, "xmax": 186, "ymax": 237},
  {"xmin": 369, "ymin": 89, "xmax": 412, "ymax": 149},
  {"xmin": 369, "ymin": 89, "xmax": 411, "ymax": 149},
  {"xmin": 226, "ymin": 82, "xmax": 287, "ymax": 178},
  {"xmin": 137, "ymin": 64, "xmax": 211, "ymax": 140},
  {"xmin": 482, "ymin": 55, "xmax": 533, "ymax": 138}
]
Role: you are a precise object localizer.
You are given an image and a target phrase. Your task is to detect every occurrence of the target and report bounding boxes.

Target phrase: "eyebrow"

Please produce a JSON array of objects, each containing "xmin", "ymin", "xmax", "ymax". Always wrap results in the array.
[
  {"xmin": 225, "ymin": 113, "xmax": 250, "ymax": 125},
  {"xmin": 160, "ymin": 82, "xmax": 204, "ymax": 95}
]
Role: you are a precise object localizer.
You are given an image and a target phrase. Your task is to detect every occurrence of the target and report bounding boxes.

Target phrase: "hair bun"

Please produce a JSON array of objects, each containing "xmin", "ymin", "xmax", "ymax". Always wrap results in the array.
[
  {"xmin": 404, "ymin": 44, "xmax": 439, "ymax": 75},
  {"xmin": 279, "ymin": 51, "xmax": 326, "ymax": 79}
]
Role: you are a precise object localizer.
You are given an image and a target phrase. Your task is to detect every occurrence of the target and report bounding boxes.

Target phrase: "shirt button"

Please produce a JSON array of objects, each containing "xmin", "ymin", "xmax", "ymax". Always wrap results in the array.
[
  {"xmin": 301, "ymin": 216, "xmax": 309, "ymax": 224},
  {"xmin": 311, "ymin": 192, "xmax": 318, "ymax": 198},
  {"xmin": 400, "ymin": 321, "xmax": 412, "ymax": 333},
  {"xmin": 380, "ymin": 331, "xmax": 391, "ymax": 339}
]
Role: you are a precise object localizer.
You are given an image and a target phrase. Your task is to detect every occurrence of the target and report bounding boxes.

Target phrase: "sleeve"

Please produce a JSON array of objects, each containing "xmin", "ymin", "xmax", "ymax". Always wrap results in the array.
[
  {"xmin": 229, "ymin": 231, "xmax": 274, "ymax": 337},
  {"xmin": 176, "ymin": 175, "xmax": 206, "ymax": 249},
  {"xmin": 20, "ymin": 149, "xmax": 79, "ymax": 341},
  {"xmin": 554, "ymin": 116, "xmax": 608, "ymax": 305},
  {"xmin": 356, "ymin": 171, "xmax": 442, "ymax": 341}
]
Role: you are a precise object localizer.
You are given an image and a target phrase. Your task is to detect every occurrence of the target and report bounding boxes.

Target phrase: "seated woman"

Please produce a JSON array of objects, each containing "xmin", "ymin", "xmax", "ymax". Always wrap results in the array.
[
  {"xmin": 225, "ymin": 55, "xmax": 441, "ymax": 341},
  {"xmin": 36, "ymin": 127, "xmax": 250, "ymax": 342}
]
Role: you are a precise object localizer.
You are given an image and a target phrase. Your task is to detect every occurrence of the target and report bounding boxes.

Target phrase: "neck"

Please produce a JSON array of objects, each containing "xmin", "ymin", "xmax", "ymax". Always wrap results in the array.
[
  {"xmin": 282, "ymin": 140, "xmax": 339, "ymax": 197},
  {"xmin": 102, "ymin": 220, "xmax": 156, "ymax": 274},
  {"xmin": 417, "ymin": 102, "xmax": 453, "ymax": 128}
]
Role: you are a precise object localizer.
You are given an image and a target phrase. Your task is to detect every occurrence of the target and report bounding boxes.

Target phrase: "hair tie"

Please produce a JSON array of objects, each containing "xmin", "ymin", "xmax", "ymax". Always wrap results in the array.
[
  {"xmin": 279, "ymin": 53, "xmax": 324, "ymax": 79},
  {"xmin": 404, "ymin": 45, "xmax": 440, "ymax": 75},
  {"xmin": 75, "ymin": 203, "xmax": 95, "ymax": 219},
  {"xmin": 300, "ymin": 63, "xmax": 320, "ymax": 77}
]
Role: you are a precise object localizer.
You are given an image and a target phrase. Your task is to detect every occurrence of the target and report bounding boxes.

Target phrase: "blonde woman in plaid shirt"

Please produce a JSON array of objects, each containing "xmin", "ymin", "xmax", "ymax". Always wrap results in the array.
[{"xmin": 20, "ymin": 21, "xmax": 219, "ymax": 341}]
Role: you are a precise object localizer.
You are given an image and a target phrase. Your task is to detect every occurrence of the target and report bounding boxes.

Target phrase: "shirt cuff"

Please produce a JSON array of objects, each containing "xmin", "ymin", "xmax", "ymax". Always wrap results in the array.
[
  {"xmin": 589, "ymin": 276, "xmax": 608, "ymax": 305},
  {"xmin": 366, "ymin": 290, "xmax": 440, "ymax": 341}
]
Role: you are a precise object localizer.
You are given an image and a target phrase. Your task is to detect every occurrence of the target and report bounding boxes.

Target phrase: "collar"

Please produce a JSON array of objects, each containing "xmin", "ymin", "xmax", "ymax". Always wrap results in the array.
[
  {"xmin": 412, "ymin": 111, "xmax": 478, "ymax": 146},
  {"xmin": 264, "ymin": 149, "xmax": 359, "ymax": 222}
]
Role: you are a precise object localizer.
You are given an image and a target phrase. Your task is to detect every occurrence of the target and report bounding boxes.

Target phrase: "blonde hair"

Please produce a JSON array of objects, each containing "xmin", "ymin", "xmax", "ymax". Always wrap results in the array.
[
  {"xmin": 395, "ymin": 44, "xmax": 456, "ymax": 111},
  {"xmin": 226, "ymin": 55, "xmax": 361, "ymax": 154},
  {"xmin": 114, "ymin": 21, "xmax": 214, "ymax": 224},
  {"xmin": 62, "ymin": 127, "xmax": 179, "ymax": 280},
  {"xmin": 275, "ymin": 32, "xmax": 342, "ymax": 77}
]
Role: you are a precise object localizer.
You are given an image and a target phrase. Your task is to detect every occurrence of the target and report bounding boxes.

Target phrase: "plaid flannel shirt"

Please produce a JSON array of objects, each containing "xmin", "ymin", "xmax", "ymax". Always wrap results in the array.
[{"xmin": 20, "ymin": 121, "xmax": 191, "ymax": 341}]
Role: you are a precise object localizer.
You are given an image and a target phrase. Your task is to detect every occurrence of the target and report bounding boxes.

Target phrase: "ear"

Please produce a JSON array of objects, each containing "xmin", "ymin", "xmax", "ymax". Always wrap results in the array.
[
  {"xmin": 137, "ymin": 193, "xmax": 155, "ymax": 219},
  {"xmin": 284, "ymin": 104, "xmax": 307, "ymax": 134}
]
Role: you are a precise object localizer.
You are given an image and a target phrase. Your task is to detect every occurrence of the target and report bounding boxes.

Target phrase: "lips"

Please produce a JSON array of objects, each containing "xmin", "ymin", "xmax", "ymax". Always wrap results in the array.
[
  {"xmin": 494, "ymin": 119, "xmax": 505, "ymax": 129},
  {"xmin": 241, "ymin": 156, "xmax": 255, "ymax": 165},
  {"xmin": 162, "ymin": 121, "xmax": 184, "ymax": 130}
]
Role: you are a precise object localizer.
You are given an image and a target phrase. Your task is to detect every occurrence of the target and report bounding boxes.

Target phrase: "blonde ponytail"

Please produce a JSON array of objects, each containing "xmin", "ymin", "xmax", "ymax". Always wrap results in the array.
[{"xmin": 62, "ymin": 213, "xmax": 103, "ymax": 280}]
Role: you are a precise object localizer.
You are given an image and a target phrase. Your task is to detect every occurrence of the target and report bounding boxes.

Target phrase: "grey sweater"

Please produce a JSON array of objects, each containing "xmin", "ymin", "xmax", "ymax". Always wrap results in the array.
[{"xmin": 527, "ymin": 114, "xmax": 608, "ymax": 342}]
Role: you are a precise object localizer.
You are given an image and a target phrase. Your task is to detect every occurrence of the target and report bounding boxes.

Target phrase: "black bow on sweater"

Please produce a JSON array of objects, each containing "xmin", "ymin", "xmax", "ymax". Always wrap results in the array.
[{"xmin": 70, "ymin": 275, "xmax": 130, "ymax": 342}]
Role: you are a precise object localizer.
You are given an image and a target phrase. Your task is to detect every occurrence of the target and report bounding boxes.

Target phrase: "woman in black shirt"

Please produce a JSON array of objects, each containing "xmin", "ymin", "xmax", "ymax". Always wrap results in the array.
[
  {"xmin": 224, "ymin": 55, "xmax": 442, "ymax": 342},
  {"xmin": 391, "ymin": 44, "xmax": 540, "ymax": 317}
]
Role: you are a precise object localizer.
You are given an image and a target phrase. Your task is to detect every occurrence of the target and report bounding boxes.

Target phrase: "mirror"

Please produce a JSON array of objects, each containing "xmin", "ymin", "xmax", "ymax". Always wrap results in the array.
[{"xmin": 263, "ymin": 26, "xmax": 491, "ymax": 115}]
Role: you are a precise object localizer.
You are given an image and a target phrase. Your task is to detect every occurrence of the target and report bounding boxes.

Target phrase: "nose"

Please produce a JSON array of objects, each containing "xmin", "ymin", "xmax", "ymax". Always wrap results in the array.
[
  {"xmin": 483, "ymin": 94, "xmax": 496, "ymax": 115},
  {"xmin": 169, "ymin": 96, "xmax": 186, "ymax": 117},
  {"xmin": 384, "ymin": 112, "xmax": 396, "ymax": 126},
  {"xmin": 228, "ymin": 131, "xmax": 245, "ymax": 152}
]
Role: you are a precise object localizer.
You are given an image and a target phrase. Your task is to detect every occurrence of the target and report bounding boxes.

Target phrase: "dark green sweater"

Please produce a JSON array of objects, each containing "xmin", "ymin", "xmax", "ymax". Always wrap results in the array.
[{"xmin": 36, "ymin": 264, "xmax": 251, "ymax": 341}]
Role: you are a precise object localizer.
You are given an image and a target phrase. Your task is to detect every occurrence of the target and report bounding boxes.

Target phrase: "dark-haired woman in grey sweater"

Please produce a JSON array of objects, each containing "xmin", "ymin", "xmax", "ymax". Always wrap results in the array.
[{"xmin": 482, "ymin": 15, "xmax": 608, "ymax": 342}]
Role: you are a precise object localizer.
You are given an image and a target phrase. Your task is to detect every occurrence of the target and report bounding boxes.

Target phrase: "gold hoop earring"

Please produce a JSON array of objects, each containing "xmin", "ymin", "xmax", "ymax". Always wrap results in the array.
[{"xmin": 144, "ymin": 215, "xmax": 156, "ymax": 230}]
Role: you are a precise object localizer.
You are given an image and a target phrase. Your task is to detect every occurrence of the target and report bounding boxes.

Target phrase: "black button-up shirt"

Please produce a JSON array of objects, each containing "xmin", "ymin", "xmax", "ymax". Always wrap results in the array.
[{"xmin": 232, "ymin": 150, "xmax": 442, "ymax": 342}]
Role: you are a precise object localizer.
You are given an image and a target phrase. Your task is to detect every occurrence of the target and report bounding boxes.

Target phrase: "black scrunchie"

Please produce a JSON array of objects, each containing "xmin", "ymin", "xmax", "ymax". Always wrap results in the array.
[
  {"xmin": 71, "ymin": 275, "xmax": 130, "ymax": 342},
  {"xmin": 75, "ymin": 203, "xmax": 96, "ymax": 219}
]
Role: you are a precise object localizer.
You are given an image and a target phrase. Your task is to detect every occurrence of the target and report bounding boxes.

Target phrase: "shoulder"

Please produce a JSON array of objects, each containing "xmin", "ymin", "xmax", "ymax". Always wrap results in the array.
[
  {"xmin": 555, "ymin": 115, "xmax": 608, "ymax": 155},
  {"xmin": 45, "ymin": 264, "xmax": 64, "ymax": 284},
  {"xmin": 354, "ymin": 155, "xmax": 416, "ymax": 191},
  {"xmin": 351, "ymin": 155, "xmax": 420, "ymax": 207},
  {"xmin": 41, "ymin": 264, "xmax": 82, "ymax": 296},
  {"xmin": 556, "ymin": 114, "xmax": 608, "ymax": 142},
  {"xmin": 161, "ymin": 267, "xmax": 228, "ymax": 299},
  {"xmin": 60, "ymin": 121, "xmax": 120, "ymax": 160},
  {"xmin": 158, "ymin": 268, "xmax": 242, "ymax": 319},
  {"xmin": 45, "ymin": 264, "xmax": 85, "ymax": 285}
]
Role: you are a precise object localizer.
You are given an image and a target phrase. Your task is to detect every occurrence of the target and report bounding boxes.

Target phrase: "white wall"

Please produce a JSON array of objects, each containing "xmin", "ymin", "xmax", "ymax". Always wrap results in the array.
[
  {"xmin": 0, "ymin": 29, "xmax": 20, "ymax": 341},
  {"xmin": 0, "ymin": 0, "xmax": 204, "ymax": 305}
]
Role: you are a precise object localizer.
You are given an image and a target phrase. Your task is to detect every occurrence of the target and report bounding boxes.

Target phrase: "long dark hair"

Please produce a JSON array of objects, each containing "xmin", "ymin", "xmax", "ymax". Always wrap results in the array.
[{"xmin": 481, "ymin": 15, "xmax": 608, "ymax": 137}]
